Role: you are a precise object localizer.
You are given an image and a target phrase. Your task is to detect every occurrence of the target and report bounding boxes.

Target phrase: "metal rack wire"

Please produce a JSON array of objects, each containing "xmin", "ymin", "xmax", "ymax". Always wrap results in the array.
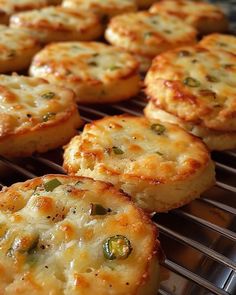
[{"xmin": 0, "ymin": 94, "xmax": 235, "ymax": 295}]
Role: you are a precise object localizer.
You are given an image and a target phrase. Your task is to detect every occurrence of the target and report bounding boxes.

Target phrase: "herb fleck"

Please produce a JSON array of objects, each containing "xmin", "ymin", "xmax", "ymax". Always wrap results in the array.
[
  {"xmin": 43, "ymin": 112, "xmax": 56, "ymax": 122},
  {"xmin": 112, "ymin": 146, "xmax": 124, "ymax": 155},
  {"xmin": 41, "ymin": 91, "xmax": 55, "ymax": 99},
  {"xmin": 183, "ymin": 77, "xmax": 200, "ymax": 87},
  {"xmin": 151, "ymin": 123, "xmax": 166, "ymax": 135},
  {"xmin": 44, "ymin": 178, "xmax": 62, "ymax": 192}
]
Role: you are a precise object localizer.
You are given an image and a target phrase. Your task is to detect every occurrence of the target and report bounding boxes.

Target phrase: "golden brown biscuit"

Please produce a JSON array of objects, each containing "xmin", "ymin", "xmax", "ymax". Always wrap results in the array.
[
  {"xmin": 150, "ymin": 0, "xmax": 229, "ymax": 35},
  {"xmin": 10, "ymin": 6, "xmax": 103, "ymax": 44},
  {"xmin": 105, "ymin": 11, "xmax": 197, "ymax": 72},
  {"xmin": 145, "ymin": 46, "xmax": 236, "ymax": 150},
  {"xmin": 62, "ymin": 0, "xmax": 136, "ymax": 19},
  {"xmin": 29, "ymin": 42, "xmax": 140, "ymax": 104},
  {"xmin": 199, "ymin": 33, "xmax": 236, "ymax": 55},
  {"xmin": 0, "ymin": 75, "xmax": 82, "ymax": 157},
  {"xmin": 0, "ymin": 0, "xmax": 50, "ymax": 24},
  {"xmin": 0, "ymin": 174, "xmax": 161, "ymax": 294},
  {"xmin": 136, "ymin": 0, "xmax": 156, "ymax": 9},
  {"xmin": 0, "ymin": 25, "xmax": 41, "ymax": 73},
  {"xmin": 63, "ymin": 115, "xmax": 215, "ymax": 212}
]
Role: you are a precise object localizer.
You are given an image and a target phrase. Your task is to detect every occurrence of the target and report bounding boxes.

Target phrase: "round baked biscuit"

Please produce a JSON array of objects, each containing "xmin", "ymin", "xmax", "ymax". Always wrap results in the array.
[
  {"xmin": 199, "ymin": 33, "xmax": 236, "ymax": 55},
  {"xmin": 10, "ymin": 6, "xmax": 103, "ymax": 44},
  {"xmin": 63, "ymin": 115, "xmax": 215, "ymax": 213},
  {"xmin": 105, "ymin": 11, "xmax": 197, "ymax": 71},
  {"xmin": 0, "ymin": 25, "xmax": 41, "ymax": 73},
  {"xmin": 145, "ymin": 46, "xmax": 236, "ymax": 134},
  {"xmin": 136, "ymin": 0, "xmax": 156, "ymax": 9},
  {"xmin": 150, "ymin": 0, "xmax": 229, "ymax": 35},
  {"xmin": 29, "ymin": 42, "xmax": 140, "ymax": 104},
  {"xmin": 0, "ymin": 75, "xmax": 82, "ymax": 157},
  {"xmin": 144, "ymin": 101, "xmax": 236, "ymax": 151},
  {"xmin": 0, "ymin": 174, "xmax": 161, "ymax": 294},
  {"xmin": 62, "ymin": 0, "xmax": 136, "ymax": 19},
  {"xmin": 0, "ymin": 0, "xmax": 50, "ymax": 24}
]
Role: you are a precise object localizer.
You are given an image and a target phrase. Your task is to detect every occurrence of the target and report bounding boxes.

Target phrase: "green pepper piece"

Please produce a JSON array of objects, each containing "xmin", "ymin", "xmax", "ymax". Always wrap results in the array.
[
  {"xmin": 43, "ymin": 112, "xmax": 56, "ymax": 122},
  {"xmin": 103, "ymin": 235, "xmax": 132, "ymax": 260},
  {"xmin": 44, "ymin": 179, "xmax": 62, "ymax": 192},
  {"xmin": 112, "ymin": 147, "xmax": 124, "ymax": 155},
  {"xmin": 151, "ymin": 123, "xmax": 166, "ymax": 135},
  {"xmin": 41, "ymin": 91, "xmax": 55, "ymax": 99},
  {"xmin": 183, "ymin": 77, "xmax": 201, "ymax": 87},
  {"xmin": 89, "ymin": 203, "xmax": 110, "ymax": 216}
]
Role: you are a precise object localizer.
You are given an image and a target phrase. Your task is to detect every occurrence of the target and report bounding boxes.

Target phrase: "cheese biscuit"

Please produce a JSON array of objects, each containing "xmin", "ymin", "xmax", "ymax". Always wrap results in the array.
[
  {"xmin": 0, "ymin": 174, "xmax": 161, "ymax": 294},
  {"xmin": 63, "ymin": 115, "xmax": 215, "ymax": 212},
  {"xmin": 0, "ymin": 75, "xmax": 82, "ymax": 157},
  {"xmin": 29, "ymin": 42, "xmax": 140, "ymax": 104},
  {"xmin": 150, "ymin": 0, "xmax": 229, "ymax": 35},
  {"xmin": 10, "ymin": 6, "xmax": 103, "ymax": 44}
]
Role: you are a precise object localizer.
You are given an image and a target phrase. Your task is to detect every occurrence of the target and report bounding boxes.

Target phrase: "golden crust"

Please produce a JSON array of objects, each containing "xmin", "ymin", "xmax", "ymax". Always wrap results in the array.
[
  {"xmin": 29, "ymin": 42, "xmax": 140, "ymax": 104},
  {"xmin": 145, "ymin": 46, "xmax": 236, "ymax": 132},
  {"xmin": 150, "ymin": 0, "xmax": 229, "ymax": 35},
  {"xmin": 199, "ymin": 33, "xmax": 236, "ymax": 55},
  {"xmin": 144, "ymin": 101, "xmax": 236, "ymax": 151},
  {"xmin": 0, "ymin": 75, "xmax": 82, "ymax": 157},
  {"xmin": 0, "ymin": 174, "xmax": 161, "ymax": 294},
  {"xmin": 105, "ymin": 11, "xmax": 197, "ymax": 59},
  {"xmin": 10, "ymin": 7, "xmax": 103, "ymax": 44},
  {"xmin": 62, "ymin": 0, "xmax": 137, "ymax": 18},
  {"xmin": 0, "ymin": 25, "xmax": 41, "ymax": 73},
  {"xmin": 63, "ymin": 115, "xmax": 215, "ymax": 212},
  {"xmin": 0, "ymin": 0, "xmax": 49, "ymax": 24}
]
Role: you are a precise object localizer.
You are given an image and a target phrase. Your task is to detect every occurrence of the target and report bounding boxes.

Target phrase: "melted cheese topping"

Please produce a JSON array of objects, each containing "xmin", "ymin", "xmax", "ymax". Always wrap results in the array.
[
  {"xmin": 0, "ymin": 25, "xmax": 38, "ymax": 60},
  {"xmin": 0, "ymin": 25, "xmax": 39, "ymax": 61},
  {"xmin": 30, "ymin": 42, "xmax": 139, "ymax": 84},
  {"xmin": 150, "ymin": 0, "xmax": 226, "ymax": 24},
  {"xmin": 0, "ymin": 75, "xmax": 77, "ymax": 137},
  {"xmin": 62, "ymin": 0, "xmax": 136, "ymax": 17},
  {"xmin": 10, "ymin": 6, "xmax": 101, "ymax": 34},
  {"xmin": 64, "ymin": 115, "xmax": 210, "ymax": 183},
  {"xmin": 0, "ymin": 175, "xmax": 159, "ymax": 294},
  {"xmin": 199, "ymin": 34, "xmax": 236, "ymax": 55},
  {"xmin": 0, "ymin": 0, "xmax": 48, "ymax": 15},
  {"xmin": 105, "ymin": 11, "xmax": 196, "ymax": 57},
  {"xmin": 145, "ymin": 46, "xmax": 236, "ymax": 131}
]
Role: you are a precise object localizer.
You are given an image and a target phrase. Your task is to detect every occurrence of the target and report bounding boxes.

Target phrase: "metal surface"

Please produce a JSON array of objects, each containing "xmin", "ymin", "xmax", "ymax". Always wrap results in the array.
[{"xmin": 0, "ymin": 1, "xmax": 235, "ymax": 294}]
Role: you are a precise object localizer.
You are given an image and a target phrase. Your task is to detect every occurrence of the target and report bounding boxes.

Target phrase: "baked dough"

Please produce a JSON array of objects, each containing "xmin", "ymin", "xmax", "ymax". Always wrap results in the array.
[
  {"xmin": 0, "ymin": 0, "xmax": 50, "ymax": 24},
  {"xmin": 136, "ymin": 0, "xmax": 156, "ymax": 9},
  {"xmin": 0, "ymin": 174, "xmax": 161, "ymax": 294},
  {"xmin": 105, "ymin": 11, "xmax": 197, "ymax": 72},
  {"xmin": 0, "ymin": 25, "xmax": 41, "ymax": 73},
  {"xmin": 29, "ymin": 42, "xmax": 140, "ymax": 104},
  {"xmin": 62, "ymin": 0, "xmax": 136, "ymax": 19},
  {"xmin": 63, "ymin": 115, "xmax": 215, "ymax": 212},
  {"xmin": 144, "ymin": 46, "xmax": 236, "ymax": 150},
  {"xmin": 150, "ymin": 0, "xmax": 229, "ymax": 35},
  {"xmin": 0, "ymin": 75, "xmax": 82, "ymax": 157},
  {"xmin": 199, "ymin": 33, "xmax": 236, "ymax": 55},
  {"xmin": 10, "ymin": 6, "xmax": 103, "ymax": 44}
]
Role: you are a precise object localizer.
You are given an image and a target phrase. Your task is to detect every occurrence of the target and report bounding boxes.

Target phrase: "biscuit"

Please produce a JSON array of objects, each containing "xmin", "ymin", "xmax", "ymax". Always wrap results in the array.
[
  {"xmin": 145, "ymin": 46, "xmax": 236, "ymax": 150},
  {"xmin": 63, "ymin": 115, "xmax": 215, "ymax": 212},
  {"xmin": 29, "ymin": 42, "xmax": 140, "ymax": 104},
  {"xmin": 0, "ymin": 0, "xmax": 50, "ymax": 24},
  {"xmin": 0, "ymin": 25, "xmax": 41, "ymax": 73},
  {"xmin": 62, "ymin": 0, "xmax": 136, "ymax": 19},
  {"xmin": 0, "ymin": 75, "xmax": 82, "ymax": 157},
  {"xmin": 0, "ymin": 174, "xmax": 161, "ymax": 294},
  {"xmin": 150, "ymin": 0, "xmax": 229, "ymax": 35},
  {"xmin": 10, "ymin": 6, "xmax": 103, "ymax": 44},
  {"xmin": 199, "ymin": 33, "xmax": 236, "ymax": 55},
  {"xmin": 144, "ymin": 101, "xmax": 236, "ymax": 151},
  {"xmin": 105, "ymin": 11, "xmax": 197, "ymax": 72}
]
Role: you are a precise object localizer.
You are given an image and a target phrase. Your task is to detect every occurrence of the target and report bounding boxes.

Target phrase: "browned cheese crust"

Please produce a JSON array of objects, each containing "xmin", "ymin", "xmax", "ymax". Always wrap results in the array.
[
  {"xmin": 0, "ymin": 174, "xmax": 161, "ymax": 294},
  {"xmin": 63, "ymin": 115, "xmax": 215, "ymax": 212},
  {"xmin": 0, "ymin": 75, "xmax": 82, "ymax": 157},
  {"xmin": 150, "ymin": 0, "xmax": 229, "ymax": 35}
]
